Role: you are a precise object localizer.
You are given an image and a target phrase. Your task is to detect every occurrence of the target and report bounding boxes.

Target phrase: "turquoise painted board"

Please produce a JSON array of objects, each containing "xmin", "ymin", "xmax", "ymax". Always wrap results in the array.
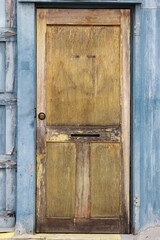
[
  {"xmin": 0, "ymin": 107, "xmax": 6, "ymax": 153},
  {"xmin": 16, "ymin": 2, "xmax": 36, "ymax": 234},
  {"xmin": 0, "ymin": 0, "xmax": 17, "ymax": 233},
  {"xmin": 0, "ymin": 0, "xmax": 5, "ymax": 27},
  {"xmin": 0, "ymin": 169, "xmax": 6, "ymax": 211},
  {"xmin": 138, "ymin": 8, "xmax": 160, "ymax": 232},
  {"xmin": 132, "ymin": 3, "xmax": 160, "ymax": 234},
  {"xmin": 0, "ymin": 43, "xmax": 6, "ymax": 92}
]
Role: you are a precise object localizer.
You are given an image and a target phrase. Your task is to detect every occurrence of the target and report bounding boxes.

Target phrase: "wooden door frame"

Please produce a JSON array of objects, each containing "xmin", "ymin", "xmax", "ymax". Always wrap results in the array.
[
  {"xmin": 36, "ymin": 8, "xmax": 130, "ymax": 233},
  {"xmin": 16, "ymin": 1, "xmax": 143, "ymax": 234}
]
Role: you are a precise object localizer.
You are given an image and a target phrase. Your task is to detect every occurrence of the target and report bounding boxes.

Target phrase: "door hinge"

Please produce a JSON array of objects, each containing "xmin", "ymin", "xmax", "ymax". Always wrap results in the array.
[
  {"xmin": 134, "ymin": 23, "xmax": 140, "ymax": 36},
  {"xmin": 134, "ymin": 196, "xmax": 140, "ymax": 207}
]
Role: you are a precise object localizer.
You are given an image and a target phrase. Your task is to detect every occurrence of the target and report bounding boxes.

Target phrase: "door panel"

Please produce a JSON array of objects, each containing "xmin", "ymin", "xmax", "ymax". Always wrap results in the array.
[
  {"xmin": 46, "ymin": 143, "xmax": 76, "ymax": 217},
  {"xmin": 37, "ymin": 9, "xmax": 130, "ymax": 233},
  {"xmin": 46, "ymin": 26, "xmax": 120, "ymax": 126},
  {"xmin": 90, "ymin": 143, "xmax": 120, "ymax": 218}
]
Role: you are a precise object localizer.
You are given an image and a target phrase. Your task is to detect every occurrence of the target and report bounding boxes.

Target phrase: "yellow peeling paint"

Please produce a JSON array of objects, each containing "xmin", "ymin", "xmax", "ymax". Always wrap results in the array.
[
  {"xmin": 36, "ymin": 153, "xmax": 45, "ymax": 219},
  {"xmin": 77, "ymin": 131, "xmax": 83, "ymax": 133},
  {"xmin": 50, "ymin": 134, "xmax": 69, "ymax": 141},
  {"xmin": 0, "ymin": 233, "xmax": 121, "ymax": 240},
  {"xmin": 105, "ymin": 128, "xmax": 112, "ymax": 132},
  {"xmin": 0, "ymin": 232, "xmax": 15, "ymax": 239}
]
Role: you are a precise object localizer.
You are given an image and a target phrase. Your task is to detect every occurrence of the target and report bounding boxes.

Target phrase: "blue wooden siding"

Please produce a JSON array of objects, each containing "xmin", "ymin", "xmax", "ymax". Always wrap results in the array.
[
  {"xmin": 16, "ymin": 0, "xmax": 160, "ymax": 235},
  {"xmin": 133, "ymin": 6, "xmax": 160, "ymax": 232},
  {"xmin": 0, "ymin": 43, "xmax": 6, "ymax": 92},
  {"xmin": 0, "ymin": 0, "xmax": 160, "ymax": 235},
  {"xmin": 0, "ymin": 0, "xmax": 17, "ymax": 233},
  {"xmin": 16, "ymin": 3, "xmax": 36, "ymax": 234},
  {"xmin": 131, "ymin": 2, "xmax": 160, "ymax": 233}
]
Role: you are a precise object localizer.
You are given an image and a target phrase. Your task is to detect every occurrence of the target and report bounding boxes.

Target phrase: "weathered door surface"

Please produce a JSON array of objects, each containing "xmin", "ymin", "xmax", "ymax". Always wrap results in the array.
[{"xmin": 36, "ymin": 9, "xmax": 130, "ymax": 233}]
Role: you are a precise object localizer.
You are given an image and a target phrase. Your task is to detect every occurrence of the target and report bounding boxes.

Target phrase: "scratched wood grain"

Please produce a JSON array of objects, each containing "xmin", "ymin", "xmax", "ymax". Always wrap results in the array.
[
  {"xmin": 46, "ymin": 25, "xmax": 120, "ymax": 126},
  {"xmin": 37, "ymin": 8, "xmax": 130, "ymax": 233},
  {"xmin": 75, "ymin": 143, "xmax": 90, "ymax": 218},
  {"xmin": 36, "ymin": 10, "xmax": 47, "ymax": 230},
  {"xmin": 46, "ymin": 126, "xmax": 120, "ymax": 142},
  {"xmin": 0, "ymin": 43, "xmax": 5, "ymax": 92},
  {"xmin": 90, "ymin": 143, "xmax": 120, "ymax": 218},
  {"xmin": 46, "ymin": 9, "xmax": 121, "ymax": 25},
  {"xmin": 0, "ymin": 0, "xmax": 17, "ymax": 232},
  {"xmin": 46, "ymin": 142, "xmax": 76, "ymax": 217},
  {"xmin": 120, "ymin": 10, "xmax": 130, "ymax": 233}
]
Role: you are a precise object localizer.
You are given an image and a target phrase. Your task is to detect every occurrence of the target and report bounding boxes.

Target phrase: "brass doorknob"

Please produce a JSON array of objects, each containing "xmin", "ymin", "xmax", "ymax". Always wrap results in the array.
[{"xmin": 38, "ymin": 112, "xmax": 46, "ymax": 120}]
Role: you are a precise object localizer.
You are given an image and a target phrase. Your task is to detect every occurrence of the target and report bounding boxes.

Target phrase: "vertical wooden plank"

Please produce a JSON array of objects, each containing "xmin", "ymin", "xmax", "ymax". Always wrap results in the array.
[
  {"xmin": 6, "ymin": 105, "xmax": 16, "ymax": 154},
  {"xmin": 90, "ymin": 143, "xmax": 121, "ymax": 218},
  {"xmin": 131, "ymin": 5, "xmax": 143, "ymax": 233},
  {"xmin": 6, "ymin": 168, "xmax": 16, "ymax": 211},
  {"xmin": 0, "ymin": 42, "xmax": 6, "ymax": 92},
  {"xmin": 0, "ymin": 0, "xmax": 6, "ymax": 27},
  {"xmin": 0, "ymin": 169, "xmax": 6, "ymax": 211},
  {"xmin": 132, "ymin": 5, "xmax": 141, "ymax": 233},
  {"xmin": 46, "ymin": 143, "xmax": 76, "ymax": 218},
  {"xmin": 16, "ymin": 3, "xmax": 36, "ymax": 234},
  {"xmin": 37, "ymin": 9, "xmax": 47, "ymax": 154},
  {"xmin": 36, "ymin": 9, "xmax": 47, "ymax": 231},
  {"xmin": 0, "ymin": 0, "xmax": 17, "ymax": 233},
  {"xmin": 0, "ymin": 106, "xmax": 6, "ymax": 154},
  {"xmin": 5, "ymin": 106, "xmax": 16, "ymax": 216},
  {"xmin": 75, "ymin": 143, "xmax": 90, "ymax": 219},
  {"xmin": 6, "ymin": 0, "xmax": 16, "ymax": 28},
  {"xmin": 6, "ymin": 42, "xmax": 16, "ymax": 92},
  {"xmin": 120, "ymin": 9, "xmax": 130, "ymax": 233}
]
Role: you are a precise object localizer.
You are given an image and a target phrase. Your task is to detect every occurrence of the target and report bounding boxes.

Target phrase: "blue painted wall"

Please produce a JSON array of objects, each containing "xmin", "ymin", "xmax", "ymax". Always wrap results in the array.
[
  {"xmin": 133, "ymin": 2, "xmax": 160, "ymax": 232},
  {"xmin": 16, "ymin": 3, "xmax": 36, "ymax": 234},
  {"xmin": 131, "ymin": 1, "xmax": 160, "ymax": 233}
]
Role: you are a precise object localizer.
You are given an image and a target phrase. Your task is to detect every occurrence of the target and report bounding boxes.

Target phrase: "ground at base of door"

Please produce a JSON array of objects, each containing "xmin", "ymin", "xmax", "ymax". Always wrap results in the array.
[{"xmin": 1, "ymin": 228, "xmax": 160, "ymax": 240}]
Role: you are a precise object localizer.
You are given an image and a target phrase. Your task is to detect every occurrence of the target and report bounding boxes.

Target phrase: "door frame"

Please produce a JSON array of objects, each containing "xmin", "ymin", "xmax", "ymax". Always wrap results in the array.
[
  {"xmin": 36, "ymin": 8, "xmax": 130, "ymax": 233},
  {"xmin": 16, "ymin": 0, "xmax": 142, "ymax": 235}
]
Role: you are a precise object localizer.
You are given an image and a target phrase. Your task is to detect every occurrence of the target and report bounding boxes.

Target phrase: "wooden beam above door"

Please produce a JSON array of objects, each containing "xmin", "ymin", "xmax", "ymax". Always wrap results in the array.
[{"xmin": 18, "ymin": 0, "xmax": 142, "ymax": 3}]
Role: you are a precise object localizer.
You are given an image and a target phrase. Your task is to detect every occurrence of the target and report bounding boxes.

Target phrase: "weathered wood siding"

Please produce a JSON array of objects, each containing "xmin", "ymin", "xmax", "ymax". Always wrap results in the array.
[
  {"xmin": 0, "ymin": 0, "xmax": 158, "ymax": 235},
  {"xmin": 0, "ymin": 0, "xmax": 17, "ymax": 232},
  {"xmin": 132, "ymin": 2, "xmax": 160, "ymax": 233}
]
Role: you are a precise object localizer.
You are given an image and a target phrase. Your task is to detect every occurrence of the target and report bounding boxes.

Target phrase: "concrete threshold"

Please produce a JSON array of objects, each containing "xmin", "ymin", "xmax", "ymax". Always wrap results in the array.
[
  {"xmin": 1, "ymin": 227, "xmax": 160, "ymax": 240},
  {"xmin": 0, "ymin": 233, "xmax": 133, "ymax": 240}
]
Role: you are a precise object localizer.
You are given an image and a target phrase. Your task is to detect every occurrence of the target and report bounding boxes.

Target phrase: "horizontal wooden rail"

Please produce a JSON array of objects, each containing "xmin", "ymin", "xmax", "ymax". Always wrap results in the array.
[
  {"xmin": 0, "ymin": 28, "xmax": 17, "ymax": 42},
  {"xmin": 0, "ymin": 160, "xmax": 17, "ymax": 169},
  {"xmin": 0, "ymin": 154, "xmax": 17, "ymax": 161},
  {"xmin": 0, "ymin": 93, "xmax": 17, "ymax": 105},
  {"xmin": 0, "ymin": 211, "xmax": 15, "ymax": 217},
  {"xmin": 18, "ymin": 0, "xmax": 142, "ymax": 3},
  {"xmin": 46, "ymin": 126, "xmax": 121, "ymax": 142}
]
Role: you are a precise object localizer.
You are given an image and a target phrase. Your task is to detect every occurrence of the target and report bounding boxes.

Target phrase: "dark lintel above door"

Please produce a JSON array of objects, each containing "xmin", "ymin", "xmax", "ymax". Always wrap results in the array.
[{"xmin": 18, "ymin": 0, "xmax": 142, "ymax": 3}]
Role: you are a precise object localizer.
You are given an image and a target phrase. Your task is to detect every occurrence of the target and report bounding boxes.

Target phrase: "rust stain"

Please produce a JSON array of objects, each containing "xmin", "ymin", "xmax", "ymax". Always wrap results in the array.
[
  {"xmin": 6, "ymin": 0, "xmax": 13, "ymax": 28},
  {"xmin": 4, "ymin": 32, "xmax": 16, "ymax": 37}
]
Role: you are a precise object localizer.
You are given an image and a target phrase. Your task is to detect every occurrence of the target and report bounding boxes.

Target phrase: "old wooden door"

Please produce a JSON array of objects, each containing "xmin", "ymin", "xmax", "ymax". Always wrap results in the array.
[{"xmin": 36, "ymin": 9, "xmax": 130, "ymax": 233}]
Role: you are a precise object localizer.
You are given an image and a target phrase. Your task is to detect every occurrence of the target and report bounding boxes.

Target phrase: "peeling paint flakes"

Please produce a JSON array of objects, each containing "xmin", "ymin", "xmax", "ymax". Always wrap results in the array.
[{"xmin": 50, "ymin": 134, "xmax": 69, "ymax": 141}]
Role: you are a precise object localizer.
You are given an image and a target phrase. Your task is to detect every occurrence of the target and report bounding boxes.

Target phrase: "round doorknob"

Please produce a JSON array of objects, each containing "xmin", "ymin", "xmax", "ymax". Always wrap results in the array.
[{"xmin": 38, "ymin": 112, "xmax": 46, "ymax": 120}]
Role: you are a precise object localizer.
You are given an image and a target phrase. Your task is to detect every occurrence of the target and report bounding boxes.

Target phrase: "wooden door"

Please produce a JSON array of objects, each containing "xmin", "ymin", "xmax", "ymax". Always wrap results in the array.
[{"xmin": 36, "ymin": 9, "xmax": 130, "ymax": 233}]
